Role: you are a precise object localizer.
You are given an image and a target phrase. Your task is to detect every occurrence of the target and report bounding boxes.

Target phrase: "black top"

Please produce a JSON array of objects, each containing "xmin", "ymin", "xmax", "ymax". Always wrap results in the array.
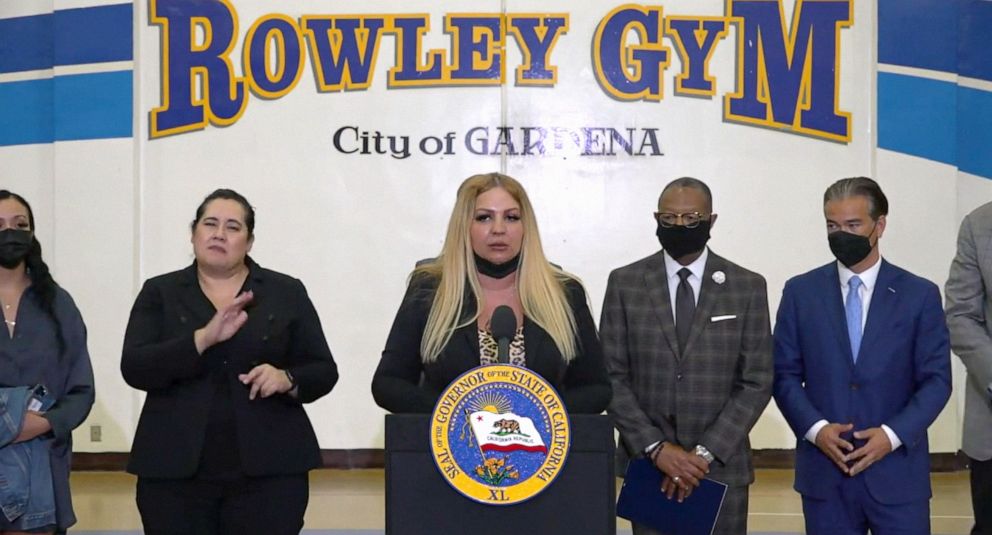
[
  {"xmin": 0, "ymin": 286, "xmax": 94, "ymax": 529},
  {"xmin": 372, "ymin": 272, "xmax": 611, "ymax": 414},
  {"xmin": 121, "ymin": 258, "xmax": 338, "ymax": 478}
]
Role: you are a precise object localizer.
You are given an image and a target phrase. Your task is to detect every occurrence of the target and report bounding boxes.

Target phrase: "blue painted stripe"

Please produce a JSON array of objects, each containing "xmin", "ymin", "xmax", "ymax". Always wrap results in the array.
[
  {"xmin": 0, "ymin": 70, "xmax": 131, "ymax": 146},
  {"xmin": 957, "ymin": 86, "xmax": 992, "ymax": 178},
  {"xmin": 0, "ymin": 78, "xmax": 54, "ymax": 146},
  {"xmin": 877, "ymin": 72, "xmax": 957, "ymax": 167},
  {"xmin": 0, "ymin": 14, "xmax": 54, "ymax": 74},
  {"xmin": 54, "ymin": 3, "xmax": 133, "ymax": 66},
  {"xmin": 0, "ymin": 3, "xmax": 131, "ymax": 74},
  {"xmin": 54, "ymin": 70, "xmax": 132, "ymax": 141},
  {"xmin": 878, "ymin": 0, "xmax": 960, "ymax": 74},
  {"xmin": 959, "ymin": 0, "xmax": 992, "ymax": 82}
]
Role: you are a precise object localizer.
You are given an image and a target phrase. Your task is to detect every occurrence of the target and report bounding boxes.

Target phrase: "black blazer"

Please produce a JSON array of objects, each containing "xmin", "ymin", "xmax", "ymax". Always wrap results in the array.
[
  {"xmin": 372, "ymin": 273, "xmax": 611, "ymax": 414},
  {"xmin": 121, "ymin": 259, "xmax": 338, "ymax": 478}
]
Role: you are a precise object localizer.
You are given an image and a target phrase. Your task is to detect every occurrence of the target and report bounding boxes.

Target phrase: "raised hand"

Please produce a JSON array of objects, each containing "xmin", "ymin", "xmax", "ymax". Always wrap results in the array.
[{"xmin": 194, "ymin": 290, "xmax": 254, "ymax": 353}]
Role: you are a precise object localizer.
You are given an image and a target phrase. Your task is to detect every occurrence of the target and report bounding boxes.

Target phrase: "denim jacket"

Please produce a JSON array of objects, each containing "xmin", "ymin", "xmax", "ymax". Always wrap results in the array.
[{"xmin": 0, "ymin": 386, "xmax": 56, "ymax": 530}]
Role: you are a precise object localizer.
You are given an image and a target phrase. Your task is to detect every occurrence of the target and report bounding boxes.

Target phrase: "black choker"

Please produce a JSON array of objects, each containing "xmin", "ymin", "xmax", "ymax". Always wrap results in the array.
[{"xmin": 474, "ymin": 253, "xmax": 520, "ymax": 279}]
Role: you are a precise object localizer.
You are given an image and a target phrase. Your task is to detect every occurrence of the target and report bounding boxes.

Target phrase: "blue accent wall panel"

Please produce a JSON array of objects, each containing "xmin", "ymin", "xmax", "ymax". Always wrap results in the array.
[
  {"xmin": 957, "ymin": 86, "xmax": 992, "ymax": 178},
  {"xmin": 878, "ymin": 0, "xmax": 959, "ymax": 74},
  {"xmin": 959, "ymin": 1, "xmax": 992, "ymax": 82},
  {"xmin": 54, "ymin": 3, "xmax": 133, "ymax": 66},
  {"xmin": 53, "ymin": 70, "xmax": 132, "ymax": 141},
  {"xmin": 0, "ymin": 78, "xmax": 54, "ymax": 146},
  {"xmin": 0, "ymin": 14, "xmax": 54, "ymax": 74},
  {"xmin": 877, "ymin": 72, "xmax": 957, "ymax": 167}
]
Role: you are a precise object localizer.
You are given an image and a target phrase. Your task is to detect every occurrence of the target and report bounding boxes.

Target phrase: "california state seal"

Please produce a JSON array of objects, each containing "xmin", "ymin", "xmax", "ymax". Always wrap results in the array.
[{"xmin": 430, "ymin": 365, "xmax": 571, "ymax": 505}]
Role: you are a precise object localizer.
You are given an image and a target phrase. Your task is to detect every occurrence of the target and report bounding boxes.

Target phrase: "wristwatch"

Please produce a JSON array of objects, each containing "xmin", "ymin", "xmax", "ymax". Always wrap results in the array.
[
  {"xmin": 694, "ymin": 444, "xmax": 715, "ymax": 464},
  {"xmin": 284, "ymin": 369, "xmax": 298, "ymax": 390}
]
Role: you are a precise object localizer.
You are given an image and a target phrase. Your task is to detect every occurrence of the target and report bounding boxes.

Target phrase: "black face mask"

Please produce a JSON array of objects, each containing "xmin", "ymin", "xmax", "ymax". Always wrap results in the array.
[
  {"xmin": 828, "ymin": 225, "xmax": 876, "ymax": 268},
  {"xmin": 0, "ymin": 229, "xmax": 33, "ymax": 269},
  {"xmin": 474, "ymin": 253, "xmax": 520, "ymax": 279},
  {"xmin": 656, "ymin": 220, "xmax": 711, "ymax": 261}
]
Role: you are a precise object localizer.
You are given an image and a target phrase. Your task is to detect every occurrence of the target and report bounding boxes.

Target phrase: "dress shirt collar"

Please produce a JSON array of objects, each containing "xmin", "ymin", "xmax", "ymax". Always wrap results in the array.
[
  {"xmin": 663, "ymin": 247, "xmax": 709, "ymax": 282},
  {"xmin": 837, "ymin": 255, "xmax": 881, "ymax": 292}
]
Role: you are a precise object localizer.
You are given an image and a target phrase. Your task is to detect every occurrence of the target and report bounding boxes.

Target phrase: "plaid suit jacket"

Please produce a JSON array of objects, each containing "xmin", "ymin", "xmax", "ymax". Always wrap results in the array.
[{"xmin": 602, "ymin": 249, "xmax": 773, "ymax": 487}]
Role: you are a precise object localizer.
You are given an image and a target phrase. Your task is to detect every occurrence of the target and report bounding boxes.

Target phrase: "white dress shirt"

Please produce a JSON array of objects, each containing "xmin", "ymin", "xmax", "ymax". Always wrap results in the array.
[{"xmin": 804, "ymin": 257, "xmax": 902, "ymax": 451}]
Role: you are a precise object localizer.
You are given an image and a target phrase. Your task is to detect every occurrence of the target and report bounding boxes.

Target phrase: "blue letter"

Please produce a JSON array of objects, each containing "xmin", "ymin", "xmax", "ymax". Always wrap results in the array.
[{"xmin": 725, "ymin": 0, "xmax": 853, "ymax": 141}]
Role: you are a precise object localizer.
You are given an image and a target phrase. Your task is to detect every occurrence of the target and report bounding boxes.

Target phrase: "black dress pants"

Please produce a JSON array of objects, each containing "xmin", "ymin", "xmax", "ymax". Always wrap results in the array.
[
  {"xmin": 136, "ymin": 473, "xmax": 309, "ymax": 535},
  {"xmin": 973, "ymin": 457, "xmax": 992, "ymax": 535}
]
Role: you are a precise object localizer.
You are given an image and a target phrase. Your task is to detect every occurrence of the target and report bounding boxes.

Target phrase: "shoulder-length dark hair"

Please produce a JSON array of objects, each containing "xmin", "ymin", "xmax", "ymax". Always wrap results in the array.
[{"xmin": 0, "ymin": 190, "xmax": 65, "ymax": 353}]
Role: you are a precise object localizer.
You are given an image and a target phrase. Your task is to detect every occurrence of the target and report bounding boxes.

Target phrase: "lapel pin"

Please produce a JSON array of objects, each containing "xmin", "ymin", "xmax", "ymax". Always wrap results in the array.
[
  {"xmin": 712, "ymin": 271, "xmax": 726, "ymax": 284},
  {"xmin": 888, "ymin": 287, "xmax": 896, "ymax": 293}
]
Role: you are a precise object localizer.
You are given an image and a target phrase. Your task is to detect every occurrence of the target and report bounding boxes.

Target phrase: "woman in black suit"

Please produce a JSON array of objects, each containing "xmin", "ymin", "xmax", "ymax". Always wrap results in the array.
[
  {"xmin": 121, "ymin": 189, "xmax": 338, "ymax": 535},
  {"xmin": 372, "ymin": 172, "xmax": 611, "ymax": 414}
]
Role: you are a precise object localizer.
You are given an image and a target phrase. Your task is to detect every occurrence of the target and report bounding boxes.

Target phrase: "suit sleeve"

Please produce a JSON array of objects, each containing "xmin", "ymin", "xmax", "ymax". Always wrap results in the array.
[
  {"xmin": 371, "ymin": 277, "xmax": 439, "ymax": 413},
  {"xmin": 561, "ymin": 281, "xmax": 612, "ymax": 414},
  {"xmin": 43, "ymin": 291, "xmax": 95, "ymax": 443},
  {"xmin": 885, "ymin": 283, "xmax": 952, "ymax": 449},
  {"xmin": 699, "ymin": 276, "xmax": 773, "ymax": 463},
  {"xmin": 601, "ymin": 270, "xmax": 674, "ymax": 454},
  {"xmin": 945, "ymin": 213, "xmax": 992, "ymax": 389},
  {"xmin": 120, "ymin": 279, "xmax": 205, "ymax": 391},
  {"xmin": 284, "ymin": 280, "xmax": 339, "ymax": 404},
  {"xmin": 773, "ymin": 280, "xmax": 827, "ymax": 437}
]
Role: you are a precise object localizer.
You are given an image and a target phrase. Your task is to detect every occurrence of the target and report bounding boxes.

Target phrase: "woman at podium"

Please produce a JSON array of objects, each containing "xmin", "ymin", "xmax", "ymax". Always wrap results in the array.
[{"xmin": 372, "ymin": 173, "xmax": 610, "ymax": 414}]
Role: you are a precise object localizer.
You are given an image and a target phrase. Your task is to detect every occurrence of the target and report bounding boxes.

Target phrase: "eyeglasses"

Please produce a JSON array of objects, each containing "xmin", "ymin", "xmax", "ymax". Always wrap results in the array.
[{"xmin": 654, "ymin": 211, "xmax": 709, "ymax": 228}]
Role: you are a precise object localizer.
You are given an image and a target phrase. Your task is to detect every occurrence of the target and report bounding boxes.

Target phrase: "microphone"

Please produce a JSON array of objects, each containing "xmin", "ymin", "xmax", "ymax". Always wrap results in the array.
[{"xmin": 490, "ymin": 306, "xmax": 517, "ymax": 364}]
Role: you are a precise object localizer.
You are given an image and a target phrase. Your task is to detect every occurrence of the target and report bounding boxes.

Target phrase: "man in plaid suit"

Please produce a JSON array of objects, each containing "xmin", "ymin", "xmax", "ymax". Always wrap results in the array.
[{"xmin": 602, "ymin": 177, "xmax": 773, "ymax": 534}]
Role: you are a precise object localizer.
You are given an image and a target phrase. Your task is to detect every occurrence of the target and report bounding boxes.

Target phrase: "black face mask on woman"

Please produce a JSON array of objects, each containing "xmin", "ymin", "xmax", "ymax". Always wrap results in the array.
[
  {"xmin": 474, "ymin": 253, "xmax": 520, "ymax": 279},
  {"xmin": 828, "ymin": 224, "xmax": 877, "ymax": 268},
  {"xmin": 0, "ymin": 229, "xmax": 32, "ymax": 269},
  {"xmin": 656, "ymin": 220, "xmax": 711, "ymax": 260}
]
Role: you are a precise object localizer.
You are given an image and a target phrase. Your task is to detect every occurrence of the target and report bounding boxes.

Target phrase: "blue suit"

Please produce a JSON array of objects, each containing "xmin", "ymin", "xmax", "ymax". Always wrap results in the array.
[{"xmin": 773, "ymin": 260, "xmax": 951, "ymax": 523}]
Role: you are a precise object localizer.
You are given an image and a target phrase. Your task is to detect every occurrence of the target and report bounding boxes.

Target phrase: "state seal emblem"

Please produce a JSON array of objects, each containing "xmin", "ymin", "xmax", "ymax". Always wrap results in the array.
[{"xmin": 430, "ymin": 364, "xmax": 571, "ymax": 505}]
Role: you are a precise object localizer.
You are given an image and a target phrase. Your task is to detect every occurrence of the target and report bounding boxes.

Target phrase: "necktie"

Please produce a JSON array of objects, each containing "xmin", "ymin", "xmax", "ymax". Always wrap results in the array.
[
  {"xmin": 676, "ymin": 268, "xmax": 695, "ymax": 354},
  {"xmin": 846, "ymin": 276, "xmax": 863, "ymax": 362}
]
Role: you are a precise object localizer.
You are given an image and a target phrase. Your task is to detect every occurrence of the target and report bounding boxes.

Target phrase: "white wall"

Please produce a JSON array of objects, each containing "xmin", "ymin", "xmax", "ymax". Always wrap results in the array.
[{"xmin": 2, "ymin": 0, "xmax": 975, "ymax": 455}]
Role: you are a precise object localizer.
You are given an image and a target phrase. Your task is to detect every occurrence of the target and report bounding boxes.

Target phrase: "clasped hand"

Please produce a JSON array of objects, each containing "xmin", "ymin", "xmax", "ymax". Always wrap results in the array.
[
  {"xmin": 653, "ymin": 443, "xmax": 710, "ymax": 503},
  {"xmin": 815, "ymin": 422, "xmax": 892, "ymax": 476}
]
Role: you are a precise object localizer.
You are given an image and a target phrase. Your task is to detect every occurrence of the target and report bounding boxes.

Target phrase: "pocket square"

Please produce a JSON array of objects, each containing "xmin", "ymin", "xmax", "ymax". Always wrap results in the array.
[{"xmin": 710, "ymin": 315, "xmax": 737, "ymax": 322}]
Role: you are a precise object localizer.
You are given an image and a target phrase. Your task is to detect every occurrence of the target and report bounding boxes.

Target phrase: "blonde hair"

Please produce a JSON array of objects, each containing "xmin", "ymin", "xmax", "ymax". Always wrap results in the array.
[{"xmin": 415, "ymin": 173, "xmax": 579, "ymax": 363}]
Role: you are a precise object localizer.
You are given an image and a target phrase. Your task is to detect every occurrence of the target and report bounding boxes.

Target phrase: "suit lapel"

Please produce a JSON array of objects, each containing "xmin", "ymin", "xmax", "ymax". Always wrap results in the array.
[
  {"xmin": 818, "ymin": 262, "xmax": 856, "ymax": 368},
  {"xmin": 176, "ymin": 263, "xmax": 215, "ymax": 326},
  {"xmin": 643, "ymin": 253, "xmax": 680, "ymax": 358},
  {"xmin": 857, "ymin": 260, "xmax": 898, "ymax": 368},
  {"xmin": 681, "ymin": 253, "xmax": 724, "ymax": 357}
]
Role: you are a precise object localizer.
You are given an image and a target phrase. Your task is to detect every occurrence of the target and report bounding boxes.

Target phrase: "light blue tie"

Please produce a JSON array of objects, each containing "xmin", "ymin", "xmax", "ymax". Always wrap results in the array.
[{"xmin": 846, "ymin": 276, "xmax": 863, "ymax": 362}]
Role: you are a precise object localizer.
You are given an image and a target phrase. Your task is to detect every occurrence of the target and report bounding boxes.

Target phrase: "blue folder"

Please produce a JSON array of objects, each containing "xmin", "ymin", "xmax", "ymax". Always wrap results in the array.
[{"xmin": 616, "ymin": 457, "xmax": 728, "ymax": 535}]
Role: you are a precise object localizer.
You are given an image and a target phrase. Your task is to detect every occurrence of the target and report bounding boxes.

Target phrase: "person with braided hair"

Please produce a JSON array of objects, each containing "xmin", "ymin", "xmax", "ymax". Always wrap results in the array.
[{"xmin": 0, "ymin": 190, "xmax": 95, "ymax": 534}]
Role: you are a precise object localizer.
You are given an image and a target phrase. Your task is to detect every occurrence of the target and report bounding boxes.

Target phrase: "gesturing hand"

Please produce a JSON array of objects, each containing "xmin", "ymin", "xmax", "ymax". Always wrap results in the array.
[
  {"xmin": 239, "ymin": 364, "xmax": 293, "ymax": 400},
  {"xmin": 195, "ymin": 290, "xmax": 254, "ymax": 354},
  {"xmin": 845, "ymin": 427, "xmax": 893, "ymax": 476},
  {"xmin": 814, "ymin": 422, "xmax": 855, "ymax": 474},
  {"xmin": 653, "ymin": 443, "xmax": 709, "ymax": 498}
]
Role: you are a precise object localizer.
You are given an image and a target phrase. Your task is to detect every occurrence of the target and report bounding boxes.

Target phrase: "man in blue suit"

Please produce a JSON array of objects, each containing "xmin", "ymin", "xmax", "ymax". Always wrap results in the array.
[{"xmin": 773, "ymin": 177, "xmax": 952, "ymax": 534}]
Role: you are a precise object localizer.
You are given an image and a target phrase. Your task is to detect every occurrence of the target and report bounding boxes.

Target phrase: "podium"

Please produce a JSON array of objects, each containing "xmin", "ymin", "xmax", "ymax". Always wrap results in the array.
[{"xmin": 384, "ymin": 414, "xmax": 616, "ymax": 535}]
